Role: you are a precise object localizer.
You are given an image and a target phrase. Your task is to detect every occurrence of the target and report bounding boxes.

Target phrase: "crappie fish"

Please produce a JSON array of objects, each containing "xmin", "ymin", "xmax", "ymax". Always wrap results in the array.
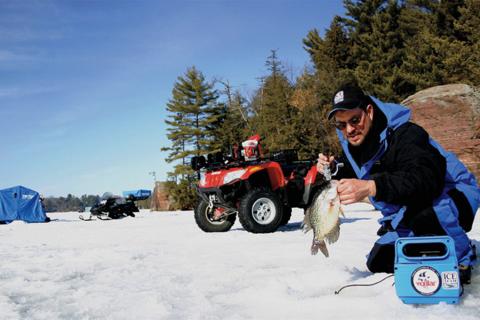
[{"xmin": 302, "ymin": 180, "xmax": 344, "ymax": 257}]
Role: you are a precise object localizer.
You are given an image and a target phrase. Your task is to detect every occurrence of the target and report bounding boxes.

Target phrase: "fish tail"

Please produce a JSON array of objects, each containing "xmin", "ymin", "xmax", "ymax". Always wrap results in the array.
[{"xmin": 311, "ymin": 239, "xmax": 329, "ymax": 257}]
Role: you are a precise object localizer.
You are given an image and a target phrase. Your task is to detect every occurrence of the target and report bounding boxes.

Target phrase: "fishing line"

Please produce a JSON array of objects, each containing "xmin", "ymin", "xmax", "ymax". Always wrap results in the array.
[{"xmin": 334, "ymin": 274, "xmax": 394, "ymax": 295}]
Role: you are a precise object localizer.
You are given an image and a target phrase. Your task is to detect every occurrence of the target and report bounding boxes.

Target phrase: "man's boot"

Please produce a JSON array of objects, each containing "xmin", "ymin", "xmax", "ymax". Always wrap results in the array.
[{"xmin": 459, "ymin": 265, "xmax": 472, "ymax": 285}]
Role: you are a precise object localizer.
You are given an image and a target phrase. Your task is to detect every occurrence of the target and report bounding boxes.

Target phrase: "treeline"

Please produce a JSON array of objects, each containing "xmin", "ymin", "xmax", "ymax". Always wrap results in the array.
[
  {"xmin": 162, "ymin": 0, "xmax": 480, "ymax": 210},
  {"xmin": 43, "ymin": 194, "xmax": 100, "ymax": 212}
]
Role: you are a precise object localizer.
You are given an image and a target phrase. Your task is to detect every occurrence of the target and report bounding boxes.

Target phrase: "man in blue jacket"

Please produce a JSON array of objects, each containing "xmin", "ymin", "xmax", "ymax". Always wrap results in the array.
[{"xmin": 318, "ymin": 84, "xmax": 479, "ymax": 284}]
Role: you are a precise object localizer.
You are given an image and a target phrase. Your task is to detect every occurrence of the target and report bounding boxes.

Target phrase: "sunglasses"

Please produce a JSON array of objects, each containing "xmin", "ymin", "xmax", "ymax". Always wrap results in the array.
[{"xmin": 333, "ymin": 111, "xmax": 365, "ymax": 130}]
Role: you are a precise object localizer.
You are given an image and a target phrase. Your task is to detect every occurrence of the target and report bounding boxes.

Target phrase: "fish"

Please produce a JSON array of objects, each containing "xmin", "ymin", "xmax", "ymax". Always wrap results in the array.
[{"xmin": 302, "ymin": 180, "xmax": 344, "ymax": 257}]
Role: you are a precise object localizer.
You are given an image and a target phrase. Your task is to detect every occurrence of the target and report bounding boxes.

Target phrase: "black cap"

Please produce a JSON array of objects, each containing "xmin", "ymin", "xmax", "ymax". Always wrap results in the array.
[{"xmin": 328, "ymin": 85, "xmax": 370, "ymax": 119}]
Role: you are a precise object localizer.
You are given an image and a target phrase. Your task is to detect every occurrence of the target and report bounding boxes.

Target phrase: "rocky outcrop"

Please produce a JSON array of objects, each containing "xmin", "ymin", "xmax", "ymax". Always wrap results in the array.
[
  {"xmin": 151, "ymin": 181, "xmax": 173, "ymax": 211},
  {"xmin": 402, "ymin": 84, "xmax": 480, "ymax": 179}
]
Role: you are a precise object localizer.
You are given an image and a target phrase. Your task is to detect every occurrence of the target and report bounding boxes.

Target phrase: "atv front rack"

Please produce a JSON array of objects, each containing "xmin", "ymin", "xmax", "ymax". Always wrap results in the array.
[{"xmin": 196, "ymin": 186, "xmax": 237, "ymax": 212}]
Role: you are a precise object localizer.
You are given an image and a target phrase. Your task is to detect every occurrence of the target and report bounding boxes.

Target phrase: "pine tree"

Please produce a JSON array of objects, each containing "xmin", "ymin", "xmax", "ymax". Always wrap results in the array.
[
  {"xmin": 303, "ymin": 17, "xmax": 356, "ymax": 106},
  {"xmin": 303, "ymin": 28, "xmax": 324, "ymax": 72},
  {"xmin": 455, "ymin": 0, "xmax": 480, "ymax": 44},
  {"xmin": 434, "ymin": 0, "xmax": 465, "ymax": 39},
  {"xmin": 250, "ymin": 50, "xmax": 297, "ymax": 152},
  {"xmin": 203, "ymin": 100, "xmax": 227, "ymax": 154},
  {"xmin": 165, "ymin": 179, "xmax": 197, "ymax": 210},
  {"xmin": 162, "ymin": 67, "xmax": 219, "ymax": 209},
  {"xmin": 215, "ymin": 81, "xmax": 250, "ymax": 154},
  {"xmin": 454, "ymin": 0, "xmax": 480, "ymax": 83},
  {"xmin": 162, "ymin": 66, "xmax": 219, "ymax": 178},
  {"xmin": 398, "ymin": 0, "xmax": 480, "ymax": 92},
  {"xmin": 343, "ymin": 0, "xmax": 388, "ymax": 64},
  {"xmin": 290, "ymin": 69, "xmax": 341, "ymax": 158},
  {"xmin": 341, "ymin": 1, "xmax": 405, "ymax": 100},
  {"xmin": 302, "ymin": 15, "xmax": 364, "ymax": 156}
]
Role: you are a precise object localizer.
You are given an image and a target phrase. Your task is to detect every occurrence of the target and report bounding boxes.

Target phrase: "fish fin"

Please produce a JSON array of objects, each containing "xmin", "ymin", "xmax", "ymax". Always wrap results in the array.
[
  {"xmin": 311, "ymin": 239, "xmax": 329, "ymax": 257},
  {"xmin": 302, "ymin": 210, "xmax": 312, "ymax": 233},
  {"xmin": 302, "ymin": 224, "xmax": 312, "ymax": 233},
  {"xmin": 325, "ymin": 219, "xmax": 340, "ymax": 245}
]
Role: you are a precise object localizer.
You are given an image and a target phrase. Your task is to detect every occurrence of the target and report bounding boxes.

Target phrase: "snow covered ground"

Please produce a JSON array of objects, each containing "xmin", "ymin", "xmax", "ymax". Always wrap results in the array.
[{"xmin": 1, "ymin": 204, "xmax": 479, "ymax": 320}]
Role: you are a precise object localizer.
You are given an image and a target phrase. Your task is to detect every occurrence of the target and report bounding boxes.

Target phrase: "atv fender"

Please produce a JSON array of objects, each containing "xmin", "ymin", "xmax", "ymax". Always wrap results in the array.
[
  {"xmin": 302, "ymin": 164, "xmax": 324, "ymax": 206},
  {"xmin": 243, "ymin": 162, "xmax": 286, "ymax": 190}
]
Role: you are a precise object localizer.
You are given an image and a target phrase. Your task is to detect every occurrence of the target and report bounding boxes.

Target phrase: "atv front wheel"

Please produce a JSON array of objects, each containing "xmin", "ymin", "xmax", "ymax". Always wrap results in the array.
[
  {"xmin": 194, "ymin": 200, "xmax": 236, "ymax": 232},
  {"xmin": 238, "ymin": 188, "xmax": 283, "ymax": 233}
]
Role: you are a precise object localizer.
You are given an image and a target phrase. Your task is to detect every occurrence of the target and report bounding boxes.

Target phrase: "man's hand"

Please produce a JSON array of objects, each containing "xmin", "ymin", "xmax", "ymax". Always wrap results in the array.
[
  {"xmin": 316, "ymin": 153, "xmax": 335, "ymax": 174},
  {"xmin": 337, "ymin": 179, "xmax": 376, "ymax": 205}
]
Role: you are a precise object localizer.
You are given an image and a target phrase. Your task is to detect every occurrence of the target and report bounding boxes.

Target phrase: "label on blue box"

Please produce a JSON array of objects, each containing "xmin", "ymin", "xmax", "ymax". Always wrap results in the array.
[
  {"xmin": 411, "ymin": 266, "xmax": 440, "ymax": 296},
  {"xmin": 441, "ymin": 272, "xmax": 459, "ymax": 290}
]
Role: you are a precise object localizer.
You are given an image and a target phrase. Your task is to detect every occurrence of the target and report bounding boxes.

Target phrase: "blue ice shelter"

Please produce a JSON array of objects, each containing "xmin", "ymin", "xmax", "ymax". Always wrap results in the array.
[{"xmin": 0, "ymin": 185, "xmax": 49, "ymax": 223}]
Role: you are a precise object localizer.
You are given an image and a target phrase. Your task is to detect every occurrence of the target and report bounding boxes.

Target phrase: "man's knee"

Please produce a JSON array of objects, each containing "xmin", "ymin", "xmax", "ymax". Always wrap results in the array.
[
  {"xmin": 404, "ymin": 207, "xmax": 446, "ymax": 236},
  {"xmin": 366, "ymin": 241, "xmax": 395, "ymax": 273}
]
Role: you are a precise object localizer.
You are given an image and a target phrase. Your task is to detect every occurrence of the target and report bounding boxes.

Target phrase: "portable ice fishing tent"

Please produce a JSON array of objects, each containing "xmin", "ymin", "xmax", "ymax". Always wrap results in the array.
[{"xmin": 0, "ymin": 185, "xmax": 49, "ymax": 223}]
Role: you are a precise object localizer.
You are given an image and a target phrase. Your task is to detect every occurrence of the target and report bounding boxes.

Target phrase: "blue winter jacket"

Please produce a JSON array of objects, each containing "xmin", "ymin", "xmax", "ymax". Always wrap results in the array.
[{"xmin": 336, "ymin": 97, "xmax": 480, "ymax": 266}]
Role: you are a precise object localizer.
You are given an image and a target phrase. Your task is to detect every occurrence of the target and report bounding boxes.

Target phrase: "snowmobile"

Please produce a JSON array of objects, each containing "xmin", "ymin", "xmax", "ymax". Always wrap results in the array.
[
  {"xmin": 79, "ymin": 190, "xmax": 151, "ymax": 221},
  {"xmin": 190, "ymin": 134, "xmax": 342, "ymax": 233}
]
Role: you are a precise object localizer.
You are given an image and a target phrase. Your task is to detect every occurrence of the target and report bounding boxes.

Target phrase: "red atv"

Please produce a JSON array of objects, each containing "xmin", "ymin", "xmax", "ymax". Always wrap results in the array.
[{"xmin": 191, "ymin": 135, "xmax": 337, "ymax": 233}]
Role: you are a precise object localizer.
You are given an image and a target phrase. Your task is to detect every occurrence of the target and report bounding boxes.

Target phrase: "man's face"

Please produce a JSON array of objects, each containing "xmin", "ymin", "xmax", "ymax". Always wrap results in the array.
[{"xmin": 333, "ymin": 105, "xmax": 374, "ymax": 146}]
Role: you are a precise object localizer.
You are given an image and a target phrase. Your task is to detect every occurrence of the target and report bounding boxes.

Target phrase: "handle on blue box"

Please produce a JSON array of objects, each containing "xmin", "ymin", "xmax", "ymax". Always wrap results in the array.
[{"xmin": 396, "ymin": 236, "xmax": 453, "ymax": 261}]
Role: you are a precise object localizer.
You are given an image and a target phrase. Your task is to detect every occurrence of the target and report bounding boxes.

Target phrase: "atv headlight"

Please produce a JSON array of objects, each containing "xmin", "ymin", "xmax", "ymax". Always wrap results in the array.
[{"xmin": 223, "ymin": 169, "xmax": 246, "ymax": 184}]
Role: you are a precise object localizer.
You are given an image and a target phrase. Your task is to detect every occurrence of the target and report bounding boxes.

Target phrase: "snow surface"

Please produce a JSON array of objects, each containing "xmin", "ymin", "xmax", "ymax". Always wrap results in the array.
[{"xmin": 1, "ymin": 204, "xmax": 479, "ymax": 320}]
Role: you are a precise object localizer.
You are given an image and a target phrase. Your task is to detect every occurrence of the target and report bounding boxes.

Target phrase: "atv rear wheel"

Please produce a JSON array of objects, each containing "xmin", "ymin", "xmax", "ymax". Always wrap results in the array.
[
  {"xmin": 194, "ymin": 200, "xmax": 236, "ymax": 232},
  {"xmin": 238, "ymin": 187, "xmax": 283, "ymax": 233}
]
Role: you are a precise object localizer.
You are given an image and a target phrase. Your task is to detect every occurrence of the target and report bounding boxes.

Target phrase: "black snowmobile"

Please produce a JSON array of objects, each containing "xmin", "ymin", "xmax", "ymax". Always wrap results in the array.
[{"xmin": 80, "ymin": 190, "xmax": 151, "ymax": 221}]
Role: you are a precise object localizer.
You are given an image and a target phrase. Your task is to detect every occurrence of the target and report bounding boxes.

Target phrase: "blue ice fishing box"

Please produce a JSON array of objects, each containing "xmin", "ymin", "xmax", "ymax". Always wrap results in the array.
[
  {"xmin": 122, "ymin": 189, "xmax": 151, "ymax": 201},
  {"xmin": 394, "ymin": 236, "xmax": 461, "ymax": 304}
]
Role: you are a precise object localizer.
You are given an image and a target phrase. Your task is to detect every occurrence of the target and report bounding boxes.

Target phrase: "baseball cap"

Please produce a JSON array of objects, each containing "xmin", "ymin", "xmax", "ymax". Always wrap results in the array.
[{"xmin": 328, "ymin": 85, "xmax": 371, "ymax": 119}]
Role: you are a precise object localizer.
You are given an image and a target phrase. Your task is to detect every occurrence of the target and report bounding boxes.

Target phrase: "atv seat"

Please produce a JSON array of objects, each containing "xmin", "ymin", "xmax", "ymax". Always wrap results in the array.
[
  {"xmin": 281, "ymin": 161, "xmax": 311, "ymax": 180},
  {"xmin": 271, "ymin": 150, "xmax": 300, "ymax": 178},
  {"xmin": 280, "ymin": 163, "xmax": 299, "ymax": 178}
]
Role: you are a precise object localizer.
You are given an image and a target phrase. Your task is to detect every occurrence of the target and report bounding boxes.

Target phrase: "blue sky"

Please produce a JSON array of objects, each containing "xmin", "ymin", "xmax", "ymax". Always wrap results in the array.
[{"xmin": 0, "ymin": 0, "xmax": 345, "ymax": 197}]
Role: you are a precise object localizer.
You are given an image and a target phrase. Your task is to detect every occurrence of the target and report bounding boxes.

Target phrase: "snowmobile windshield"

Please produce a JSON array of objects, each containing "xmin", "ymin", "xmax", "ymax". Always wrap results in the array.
[{"xmin": 102, "ymin": 192, "xmax": 114, "ymax": 200}]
